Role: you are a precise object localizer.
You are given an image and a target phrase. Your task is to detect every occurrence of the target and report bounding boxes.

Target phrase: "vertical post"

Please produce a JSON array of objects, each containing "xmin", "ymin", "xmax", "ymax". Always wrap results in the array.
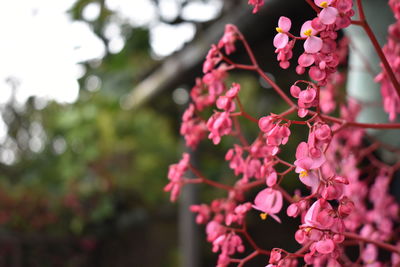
[{"xmin": 178, "ymin": 149, "xmax": 200, "ymax": 267}]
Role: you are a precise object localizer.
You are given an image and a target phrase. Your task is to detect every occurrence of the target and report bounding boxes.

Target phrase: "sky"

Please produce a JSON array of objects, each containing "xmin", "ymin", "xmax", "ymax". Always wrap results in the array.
[
  {"xmin": 0, "ymin": 0, "xmax": 222, "ymax": 105},
  {"xmin": 0, "ymin": 0, "xmax": 222, "ymax": 164}
]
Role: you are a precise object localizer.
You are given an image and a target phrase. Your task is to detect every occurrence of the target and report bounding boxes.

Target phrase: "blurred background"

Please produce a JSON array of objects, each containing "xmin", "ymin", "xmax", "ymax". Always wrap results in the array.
[{"xmin": 0, "ymin": 0, "xmax": 325, "ymax": 266}]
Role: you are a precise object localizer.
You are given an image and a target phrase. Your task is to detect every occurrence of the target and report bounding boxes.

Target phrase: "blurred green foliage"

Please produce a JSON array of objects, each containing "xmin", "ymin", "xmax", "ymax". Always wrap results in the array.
[{"xmin": 0, "ymin": 3, "xmax": 185, "ymax": 266}]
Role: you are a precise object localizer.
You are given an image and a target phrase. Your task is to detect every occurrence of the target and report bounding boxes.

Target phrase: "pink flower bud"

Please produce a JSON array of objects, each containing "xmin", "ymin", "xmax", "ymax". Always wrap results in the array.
[
  {"xmin": 315, "ymin": 124, "xmax": 332, "ymax": 140},
  {"xmin": 299, "ymin": 88, "xmax": 317, "ymax": 103},
  {"xmin": 290, "ymin": 85, "xmax": 301, "ymax": 98},
  {"xmin": 287, "ymin": 203, "xmax": 300, "ymax": 217},
  {"xmin": 315, "ymin": 239, "xmax": 335, "ymax": 254},
  {"xmin": 258, "ymin": 116, "xmax": 274, "ymax": 132}
]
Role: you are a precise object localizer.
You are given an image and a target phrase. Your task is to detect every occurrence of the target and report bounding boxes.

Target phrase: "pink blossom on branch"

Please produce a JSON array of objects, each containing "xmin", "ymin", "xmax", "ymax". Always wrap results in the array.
[
  {"xmin": 164, "ymin": 153, "xmax": 190, "ymax": 202},
  {"xmin": 165, "ymin": 0, "xmax": 400, "ymax": 266},
  {"xmin": 314, "ymin": 0, "xmax": 338, "ymax": 25},
  {"xmin": 300, "ymin": 20, "xmax": 323, "ymax": 54},
  {"xmin": 252, "ymin": 188, "xmax": 283, "ymax": 223},
  {"xmin": 248, "ymin": 0, "xmax": 264, "ymax": 14},
  {"xmin": 273, "ymin": 16, "xmax": 292, "ymax": 49}
]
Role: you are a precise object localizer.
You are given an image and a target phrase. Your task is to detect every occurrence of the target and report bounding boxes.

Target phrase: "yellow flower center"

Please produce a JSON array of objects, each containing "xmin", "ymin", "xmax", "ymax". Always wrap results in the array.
[
  {"xmin": 320, "ymin": 1, "xmax": 328, "ymax": 8},
  {"xmin": 276, "ymin": 27, "xmax": 283, "ymax": 33},
  {"xmin": 300, "ymin": 170, "xmax": 308, "ymax": 178},
  {"xmin": 303, "ymin": 29, "xmax": 312, "ymax": 37},
  {"xmin": 305, "ymin": 227, "xmax": 312, "ymax": 233},
  {"xmin": 260, "ymin": 213, "xmax": 268, "ymax": 220}
]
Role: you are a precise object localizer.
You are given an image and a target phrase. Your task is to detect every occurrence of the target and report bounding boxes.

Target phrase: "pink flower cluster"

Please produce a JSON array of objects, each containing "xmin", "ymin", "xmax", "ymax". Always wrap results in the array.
[
  {"xmin": 207, "ymin": 83, "xmax": 240, "ymax": 144},
  {"xmin": 375, "ymin": 0, "xmax": 400, "ymax": 121},
  {"xmin": 273, "ymin": 0, "xmax": 353, "ymax": 85},
  {"xmin": 164, "ymin": 153, "xmax": 190, "ymax": 202},
  {"xmin": 165, "ymin": 1, "xmax": 400, "ymax": 266}
]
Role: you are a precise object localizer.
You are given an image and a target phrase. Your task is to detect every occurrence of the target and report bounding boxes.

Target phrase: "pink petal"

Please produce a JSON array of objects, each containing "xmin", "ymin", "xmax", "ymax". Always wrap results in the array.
[
  {"xmin": 298, "ymin": 53, "xmax": 315, "ymax": 67},
  {"xmin": 253, "ymin": 188, "xmax": 283, "ymax": 214},
  {"xmin": 300, "ymin": 171, "xmax": 319, "ymax": 188},
  {"xmin": 258, "ymin": 116, "xmax": 273, "ymax": 132},
  {"xmin": 304, "ymin": 36, "xmax": 323, "ymax": 53},
  {"xmin": 290, "ymin": 85, "xmax": 301, "ymax": 98},
  {"xmin": 314, "ymin": 0, "xmax": 333, "ymax": 7},
  {"xmin": 311, "ymin": 17, "xmax": 325, "ymax": 31},
  {"xmin": 266, "ymin": 172, "xmax": 278, "ymax": 187},
  {"xmin": 310, "ymin": 154, "xmax": 326, "ymax": 169},
  {"xmin": 300, "ymin": 20, "xmax": 313, "ymax": 37},
  {"xmin": 273, "ymin": 33, "xmax": 289, "ymax": 49},
  {"xmin": 304, "ymin": 200, "xmax": 320, "ymax": 226},
  {"xmin": 295, "ymin": 157, "xmax": 313, "ymax": 170},
  {"xmin": 295, "ymin": 142, "xmax": 309, "ymax": 159},
  {"xmin": 299, "ymin": 88, "xmax": 317, "ymax": 103},
  {"xmin": 278, "ymin": 16, "xmax": 291, "ymax": 32},
  {"xmin": 319, "ymin": 7, "xmax": 338, "ymax": 25},
  {"xmin": 269, "ymin": 213, "xmax": 282, "ymax": 223},
  {"xmin": 315, "ymin": 239, "xmax": 335, "ymax": 254},
  {"xmin": 279, "ymin": 61, "xmax": 290, "ymax": 69},
  {"xmin": 298, "ymin": 108, "xmax": 308, "ymax": 118},
  {"xmin": 309, "ymin": 66, "xmax": 326, "ymax": 81},
  {"xmin": 336, "ymin": 0, "xmax": 352, "ymax": 13}
]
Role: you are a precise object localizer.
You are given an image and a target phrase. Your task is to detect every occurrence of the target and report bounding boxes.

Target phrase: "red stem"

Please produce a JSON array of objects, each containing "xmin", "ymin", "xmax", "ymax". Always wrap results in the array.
[
  {"xmin": 241, "ymin": 223, "xmax": 271, "ymax": 255},
  {"xmin": 276, "ymin": 185, "xmax": 294, "ymax": 203},
  {"xmin": 187, "ymin": 165, "xmax": 234, "ymax": 191},
  {"xmin": 237, "ymin": 32, "xmax": 259, "ymax": 68},
  {"xmin": 343, "ymin": 232, "xmax": 400, "ymax": 255},
  {"xmin": 234, "ymin": 28, "xmax": 297, "ymax": 108},
  {"xmin": 233, "ymin": 116, "xmax": 250, "ymax": 147},
  {"xmin": 237, "ymin": 251, "xmax": 259, "ymax": 267},
  {"xmin": 305, "ymin": 0, "xmax": 320, "ymax": 13},
  {"xmin": 240, "ymin": 180, "xmax": 264, "ymax": 191}
]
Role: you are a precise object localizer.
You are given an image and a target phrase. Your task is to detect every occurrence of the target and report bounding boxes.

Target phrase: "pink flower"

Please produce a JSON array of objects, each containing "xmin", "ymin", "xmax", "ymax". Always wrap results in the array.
[
  {"xmin": 304, "ymin": 200, "xmax": 334, "ymax": 229},
  {"xmin": 315, "ymin": 239, "xmax": 335, "ymax": 254},
  {"xmin": 294, "ymin": 86, "xmax": 318, "ymax": 118},
  {"xmin": 287, "ymin": 203, "xmax": 300, "ymax": 217},
  {"xmin": 207, "ymin": 111, "xmax": 232, "ymax": 145},
  {"xmin": 362, "ymin": 244, "xmax": 378, "ymax": 264},
  {"xmin": 269, "ymin": 248, "xmax": 282, "ymax": 264},
  {"xmin": 294, "ymin": 142, "xmax": 324, "ymax": 188},
  {"xmin": 206, "ymin": 220, "xmax": 226, "ymax": 242},
  {"xmin": 225, "ymin": 145, "xmax": 245, "ymax": 176},
  {"xmin": 300, "ymin": 20, "xmax": 323, "ymax": 54},
  {"xmin": 180, "ymin": 104, "xmax": 207, "ymax": 148},
  {"xmin": 203, "ymin": 45, "xmax": 221, "ymax": 73},
  {"xmin": 258, "ymin": 116, "xmax": 275, "ymax": 132},
  {"xmin": 218, "ymin": 24, "xmax": 238, "ymax": 55},
  {"xmin": 252, "ymin": 188, "xmax": 283, "ymax": 223},
  {"xmin": 314, "ymin": 0, "xmax": 338, "ymax": 25},
  {"xmin": 265, "ymin": 124, "xmax": 291, "ymax": 155},
  {"xmin": 298, "ymin": 53, "xmax": 315, "ymax": 68},
  {"xmin": 216, "ymin": 83, "xmax": 240, "ymax": 112},
  {"xmin": 248, "ymin": 0, "xmax": 264, "ymax": 13},
  {"xmin": 273, "ymin": 16, "xmax": 292, "ymax": 49},
  {"xmin": 164, "ymin": 153, "xmax": 190, "ymax": 201}
]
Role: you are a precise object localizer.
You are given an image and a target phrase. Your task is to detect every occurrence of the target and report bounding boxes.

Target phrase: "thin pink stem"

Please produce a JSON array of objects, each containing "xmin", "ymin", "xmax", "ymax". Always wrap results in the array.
[
  {"xmin": 187, "ymin": 165, "xmax": 234, "ymax": 191},
  {"xmin": 305, "ymin": 0, "xmax": 320, "ymax": 13},
  {"xmin": 236, "ymin": 97, "xmax": 259, "ymax": 123},
  {"xmin": 343, "ymin": 232, "xmax": 400, "ymax": 255},
  {"xmin": 237, "ymin": 251, "xmax": 259, "ymax": 267}
]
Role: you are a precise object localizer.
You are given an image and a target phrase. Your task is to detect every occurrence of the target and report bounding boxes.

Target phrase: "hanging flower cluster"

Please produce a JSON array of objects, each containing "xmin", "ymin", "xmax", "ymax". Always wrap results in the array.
[{"xmin": 165, "ymin": 0, "xmax": 400, "ymax": 266}]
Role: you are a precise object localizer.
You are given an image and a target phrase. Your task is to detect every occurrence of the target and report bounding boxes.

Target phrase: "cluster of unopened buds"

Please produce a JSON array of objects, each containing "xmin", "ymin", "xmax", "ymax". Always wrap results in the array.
[{"xmin": 165, "ymin": 0, "xmax": 400, "ymax": 266}]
